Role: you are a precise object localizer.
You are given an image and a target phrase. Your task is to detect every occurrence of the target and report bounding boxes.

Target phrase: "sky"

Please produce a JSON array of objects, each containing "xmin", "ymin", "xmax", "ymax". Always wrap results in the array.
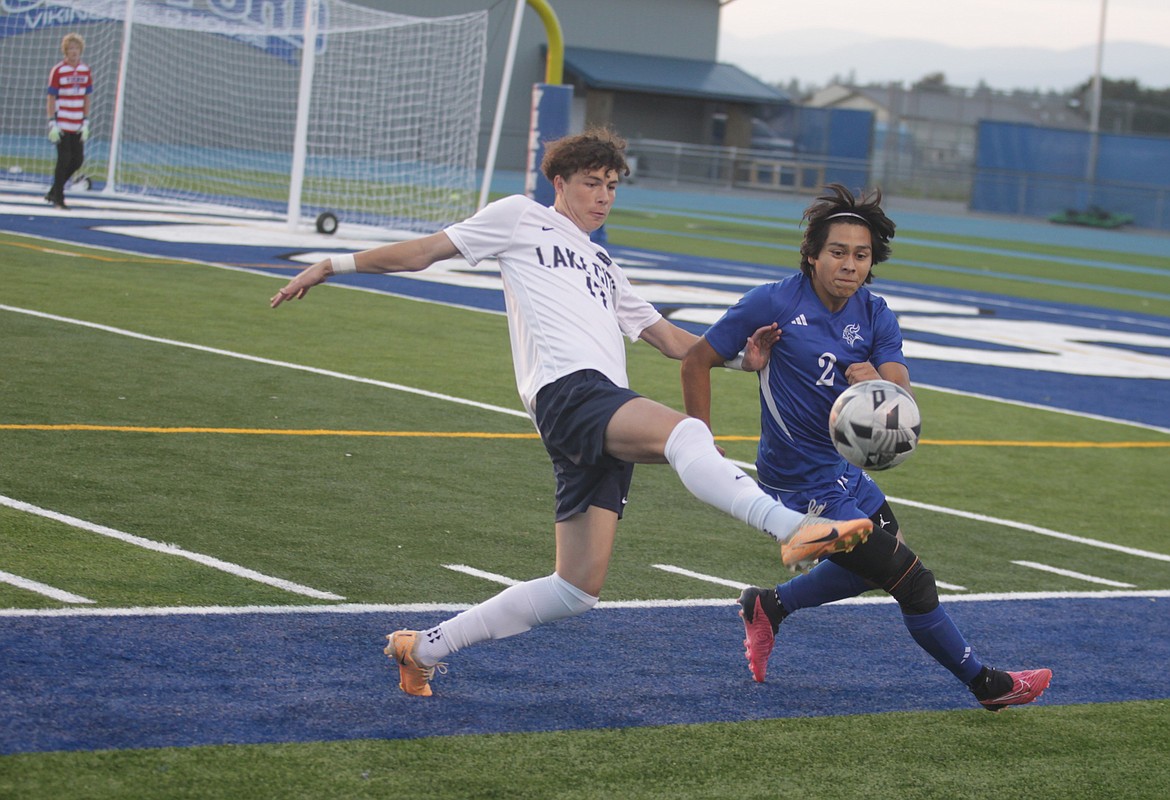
[
  {"xmin": 716, "ymin": 0, "xmax": 1170, "ymax": 89},
  {"xmin": 719, "ymin": 0, "xmax": 1170, "ymax": 50}
]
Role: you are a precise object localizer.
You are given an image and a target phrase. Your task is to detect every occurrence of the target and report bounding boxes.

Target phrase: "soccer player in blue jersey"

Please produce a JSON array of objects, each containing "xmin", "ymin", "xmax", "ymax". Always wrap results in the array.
[{"xmin": 680, "ymin": 184, "xmax": 1052, "ymax": 711}]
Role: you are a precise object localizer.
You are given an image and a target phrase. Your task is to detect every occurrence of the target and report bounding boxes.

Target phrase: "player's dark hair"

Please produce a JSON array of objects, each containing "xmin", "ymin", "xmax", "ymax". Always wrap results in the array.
[
  {"xmin": 541, "ymin": 128, "xmax": 630, "ymax": 182},
  {"xmin": 799, "ymin": 183, "xmax": 895, "ymax": 283}
]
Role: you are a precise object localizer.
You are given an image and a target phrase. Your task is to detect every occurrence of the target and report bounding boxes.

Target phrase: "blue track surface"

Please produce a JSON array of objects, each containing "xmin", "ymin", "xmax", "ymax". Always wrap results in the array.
[{"xmin": 2, "ymin": 597, "xmax": 1168, "ymax": 755}]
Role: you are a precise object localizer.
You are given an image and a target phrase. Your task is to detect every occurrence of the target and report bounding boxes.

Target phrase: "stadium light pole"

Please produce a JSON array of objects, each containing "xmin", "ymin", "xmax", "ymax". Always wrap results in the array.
[{"xmin": 1085, "ymin": 0, "xmax": 1107, "ymax": 189}]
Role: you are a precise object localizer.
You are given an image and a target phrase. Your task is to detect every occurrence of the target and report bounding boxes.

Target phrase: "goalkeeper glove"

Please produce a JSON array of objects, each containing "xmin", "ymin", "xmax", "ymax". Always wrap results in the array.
[
  {"xmin": 48, "ymin": 119, "xmax": 61, "ymax": 144},
  {"xmin": 80, "ymin": 118, "xmax": 90, "ymax": 142}
]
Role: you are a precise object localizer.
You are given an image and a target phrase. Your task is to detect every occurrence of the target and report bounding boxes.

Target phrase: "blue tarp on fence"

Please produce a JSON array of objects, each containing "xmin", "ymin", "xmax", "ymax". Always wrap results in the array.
[
  {"xmin": 768, "ymin": 106, "xmax": 872, "ymax": 189},
  {"xmin": 972, "ymin": 121, "xmax": 1170, "ymax": 230}
]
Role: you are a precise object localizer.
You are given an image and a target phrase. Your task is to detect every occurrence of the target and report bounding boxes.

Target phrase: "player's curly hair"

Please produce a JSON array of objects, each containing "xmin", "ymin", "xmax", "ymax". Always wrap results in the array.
[
  {"xmin": 799, "ymin": 183, "xmax": 896, "ymax": 283},
  {"xmin": 541, "ymin": 128, "xmax": 630, "ymax": 183},
  {"xmin": 61, "ymin": 32, "xmax": 85, "ymax": 54}
]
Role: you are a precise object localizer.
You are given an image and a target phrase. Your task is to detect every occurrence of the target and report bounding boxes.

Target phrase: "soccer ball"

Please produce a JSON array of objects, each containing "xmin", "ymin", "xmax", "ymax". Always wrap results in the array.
[{"xmin": 828, "ymin": 380, "xmax": 921, "ymax": 470}]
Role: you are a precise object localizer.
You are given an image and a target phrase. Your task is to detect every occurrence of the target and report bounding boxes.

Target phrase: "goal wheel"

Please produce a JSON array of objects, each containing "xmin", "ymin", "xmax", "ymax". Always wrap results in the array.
[{"xmin": 315, "ymin": 211, "xmax": 339, "ymax": 235}]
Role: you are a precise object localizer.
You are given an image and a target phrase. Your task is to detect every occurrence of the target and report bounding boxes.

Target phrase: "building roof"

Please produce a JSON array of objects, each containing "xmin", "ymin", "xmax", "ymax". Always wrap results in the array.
[
  {"xmin": 562, "ymin": 46, "xmax": 789, "ymax": 106},
  {"xmin": 808, "ymin": 83, "xmax": 1085, "ymax": 130}
]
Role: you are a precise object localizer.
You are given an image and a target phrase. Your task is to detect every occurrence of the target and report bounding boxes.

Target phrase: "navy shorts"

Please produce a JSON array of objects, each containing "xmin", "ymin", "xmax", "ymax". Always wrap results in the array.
[
  {"xmin": 760, "ymin": 466, "xmax": 900, "ymax": 536},
  {"xmin": 534, "ymin": 369, "xmax": 640, "ymax": 522},
  {"xmin": 761, "ymin": 468, "xmax": 902, "ymax": 572}
]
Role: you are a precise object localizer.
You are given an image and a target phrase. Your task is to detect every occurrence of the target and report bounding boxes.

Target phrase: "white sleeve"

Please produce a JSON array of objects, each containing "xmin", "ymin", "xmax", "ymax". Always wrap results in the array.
[
  {"xmin": 444, "ymin": 195, "xmax": 528, "ymax": 266},
  {"xmin": 612, "ymin": 266, "xmax": 663, "ymax": 341}
]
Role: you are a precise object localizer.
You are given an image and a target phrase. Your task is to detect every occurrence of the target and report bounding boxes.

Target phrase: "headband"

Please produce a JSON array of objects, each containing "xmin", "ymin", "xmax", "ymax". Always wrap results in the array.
[{"xmin": 825, "ymin": 212, "xmax": 867, "ymax": 222}]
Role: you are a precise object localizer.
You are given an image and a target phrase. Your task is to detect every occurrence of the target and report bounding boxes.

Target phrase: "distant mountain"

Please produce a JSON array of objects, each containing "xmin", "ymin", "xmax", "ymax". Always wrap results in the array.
[{"xmin": 718, "ymin": 30, "xmax": 1170, "ymax": 93}]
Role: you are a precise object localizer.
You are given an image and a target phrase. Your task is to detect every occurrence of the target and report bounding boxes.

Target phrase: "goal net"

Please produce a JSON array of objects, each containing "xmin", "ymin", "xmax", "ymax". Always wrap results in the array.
[{"xmin": 0, "ymin": 0, "xmax": 488, "ymax": 233}]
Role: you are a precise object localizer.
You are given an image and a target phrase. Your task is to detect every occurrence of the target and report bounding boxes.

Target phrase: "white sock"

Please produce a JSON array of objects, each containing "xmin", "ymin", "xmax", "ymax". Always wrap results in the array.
[
  {"xmin": 415, "ymin": 573, "xmax": 597, "ymax": 666},
  {"xmin": 663, "ymin": 417, "xmax": 804, "ymax": 542}
]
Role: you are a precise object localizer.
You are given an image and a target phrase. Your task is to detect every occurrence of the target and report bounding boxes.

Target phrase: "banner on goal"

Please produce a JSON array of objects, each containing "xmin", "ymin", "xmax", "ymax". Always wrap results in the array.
[{"xmin": 0, "ymin": 0, "xmax": 488, "ymax": 233}]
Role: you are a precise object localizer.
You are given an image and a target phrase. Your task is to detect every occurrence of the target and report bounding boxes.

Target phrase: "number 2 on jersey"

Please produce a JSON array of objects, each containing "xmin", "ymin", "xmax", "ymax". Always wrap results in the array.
[{"xmin": 817, "ymin": 352, "xmax": 837, "ymax": 386}]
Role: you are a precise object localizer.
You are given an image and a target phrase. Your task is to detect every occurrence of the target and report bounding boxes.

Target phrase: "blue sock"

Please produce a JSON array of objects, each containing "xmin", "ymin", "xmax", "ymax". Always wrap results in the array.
[
  {"xmin": 777, "ymin": 560, "xmax": 872, "ymax": 612},
  {"xmin": 902, "ymin": 605, "xmax": 984, "ymax": 684}
]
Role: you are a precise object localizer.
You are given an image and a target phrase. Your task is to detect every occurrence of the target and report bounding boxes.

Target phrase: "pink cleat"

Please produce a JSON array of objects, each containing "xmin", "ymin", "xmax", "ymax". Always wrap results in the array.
[
  {"xmin": 738, "ymin": 586, "xmax": 786, "ymax": 683},
  {"xmin": 978, "ymin": 668, "xmax": 1053, "ymax": 712}
]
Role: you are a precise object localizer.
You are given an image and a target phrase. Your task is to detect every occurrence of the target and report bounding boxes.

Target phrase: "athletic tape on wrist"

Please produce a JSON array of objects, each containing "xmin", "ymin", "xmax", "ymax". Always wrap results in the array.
[
  {"xmin": 330, "ymin": 253, "xmax": 357, "ymax": 275},
  {"xmin": 723, "ymin": 352, "xmax": 746, "ymax": 371}
]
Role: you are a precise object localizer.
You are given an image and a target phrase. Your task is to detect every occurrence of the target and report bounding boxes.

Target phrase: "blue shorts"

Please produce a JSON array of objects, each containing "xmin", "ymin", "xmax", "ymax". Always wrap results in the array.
[
  {"xmin": 760, "ymin": 465, "xmax": 890, "ymax": 526},
  {"xmin": 534, "ymin": 369, "xmax": 640, "ymax": 522}
]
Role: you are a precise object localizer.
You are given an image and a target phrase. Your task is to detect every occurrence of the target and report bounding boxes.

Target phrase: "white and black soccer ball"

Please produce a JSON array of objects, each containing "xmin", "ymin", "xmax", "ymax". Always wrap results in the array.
[{"xmin": 828, "ymin": 380, "xmax": 921, "ymax": 470}]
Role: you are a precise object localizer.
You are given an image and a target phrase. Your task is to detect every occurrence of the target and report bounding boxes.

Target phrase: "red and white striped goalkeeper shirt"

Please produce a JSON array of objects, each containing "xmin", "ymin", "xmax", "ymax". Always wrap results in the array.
[{"xmin": 47, "ymin": 61, "xmax": 93, "ymax": 133}]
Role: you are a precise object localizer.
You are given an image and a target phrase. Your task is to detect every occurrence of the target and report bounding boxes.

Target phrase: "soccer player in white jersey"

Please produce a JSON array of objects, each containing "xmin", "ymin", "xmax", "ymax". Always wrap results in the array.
[
  {"xmin": 45, "ymin": 32, "xmax": 93, "ymax": 210},
  {"xmin": 270, "ymin": 130, "xmax": 873, "ymax": 696},
  {"xmin": 681, "ymin": 184, "xmax": 1052, "ymax": 711}
]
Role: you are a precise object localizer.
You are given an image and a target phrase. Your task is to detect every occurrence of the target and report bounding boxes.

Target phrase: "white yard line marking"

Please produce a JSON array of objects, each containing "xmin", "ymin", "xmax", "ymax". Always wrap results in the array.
[
  {"xmin": 0, "ymin": 570, "xmax": 94, "ymax": 604},
  {"xmin": 652, "ymin": 564, "xmax": 750, "ymax": 590},
  {"xmin": 935, "ymin": 580, "xmax": 968, "ymax": 591},
  {"xmin": 443, "ymin": 564, "xmax": 521, "ymax": 586},
  {"xmin": 654, "ymin": 563, "xmax": 965, "ymax": 592},
  {"xmin": 0, "ymin": 304, "xmax": 529, "ymax": 420},
  {"xmin": 2, "ymin": 589, "xmax": 1168, "ymax": 619},
  {"xmin": 891, "ymin": 496, "xmax": 1170, "ymax": 564},
  {"xmin": 919, "ymin": 382, "xmax": 1170, "ymax": 436},
  {"xmin": 0, "ymin": 494, "xmax": 344, "ymax": 601},
  {"xmin": 726, "ymin": 458, "xmax": 1170, "ymax": 566},
  {"xmin": 1011, "ymin": 560, "xmax": 1137, "ymax": 588}
]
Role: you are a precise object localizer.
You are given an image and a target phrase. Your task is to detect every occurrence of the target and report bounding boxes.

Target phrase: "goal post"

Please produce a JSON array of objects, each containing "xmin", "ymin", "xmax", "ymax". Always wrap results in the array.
[{"xmin": 0, "ymin": 0, "xmax": 488, "ymax": 234}]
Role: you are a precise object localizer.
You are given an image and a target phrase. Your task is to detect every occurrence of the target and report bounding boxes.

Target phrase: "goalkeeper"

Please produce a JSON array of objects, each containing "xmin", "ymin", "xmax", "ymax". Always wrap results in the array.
[{"xmin": 45, "ymin": 32, "xmax": 93, "ymax": 210}]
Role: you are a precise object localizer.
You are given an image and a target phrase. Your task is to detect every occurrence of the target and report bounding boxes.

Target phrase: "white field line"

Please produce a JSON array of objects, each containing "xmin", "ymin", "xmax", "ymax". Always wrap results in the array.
[
  {"xmin": 0, "ymin": 569, "xmax": 94, "ymax": 604},
  {"xmin": 1011, "ymin": 560, "xmax": 1137, "ymax": 588},
  {"xmin": 0, "ymin": 494, "xmax": 344, "ymax": 601},
  {"xmin": 652, "ymin": 564, "xmax": 750, "ymax": 590},
  {"xmin": 443, "ymin": 564, "xmax": 521, "ymax": 586},
  {"xmin": 0, "ymin": 304, "xmax": 528, "ymax": 420},
  {"xmin": 451, "ymin": 562, "xmax": 967, "ymax": 595},
  {"xmin": 890, "ymin": 496, "xmax": 1170, "ymax": 564},
  {"xmin": 726, "ymin": 458, "xmax": 1170, "ymax": 566},
  {"xmin": 918, "ymin": 382, "xmax": 1170, "ymax": 436},
  {"xmin": 2, "ymin": 589, "xmax": 1169, "ymax": 619}
]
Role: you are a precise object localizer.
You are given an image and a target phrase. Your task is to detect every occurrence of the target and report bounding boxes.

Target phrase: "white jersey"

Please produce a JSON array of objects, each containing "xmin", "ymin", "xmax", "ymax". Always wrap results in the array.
[{"xmin": 444, "ymin": 195, "xmax": 662, "ymax": 417}]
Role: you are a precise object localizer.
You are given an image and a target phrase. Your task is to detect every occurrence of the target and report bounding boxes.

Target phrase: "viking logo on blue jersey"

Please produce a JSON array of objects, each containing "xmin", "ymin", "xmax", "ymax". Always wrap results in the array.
[{"xmin": 841, "ymin": 323, "xmax": 864, "ymax": 345}]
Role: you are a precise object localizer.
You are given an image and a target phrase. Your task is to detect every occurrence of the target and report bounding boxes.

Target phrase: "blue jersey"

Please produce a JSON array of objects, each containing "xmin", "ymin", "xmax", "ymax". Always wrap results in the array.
[{"xmin": 704, "ymin": 272, "xmax": 906, "ymax": 492}]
